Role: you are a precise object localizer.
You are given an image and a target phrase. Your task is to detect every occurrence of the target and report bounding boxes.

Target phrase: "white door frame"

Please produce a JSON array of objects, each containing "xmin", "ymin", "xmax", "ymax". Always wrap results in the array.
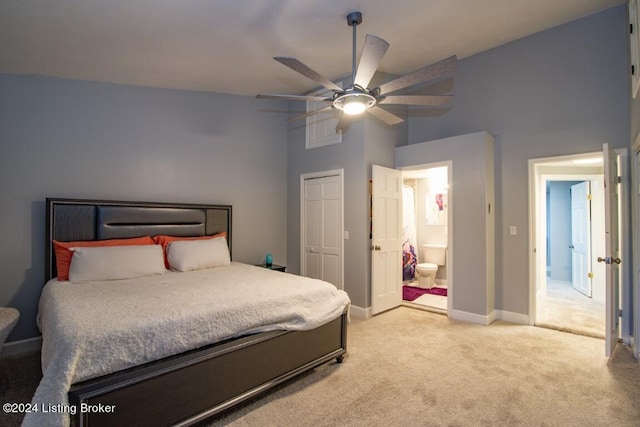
[
  {"xmin": 607, "ymin": 146, "xmax": 632, "ymax": 350},
  {"xmin": 300, "ymin": 169, "xmax": 344, "ymax": 289},
  {"xmin": 631, "ymin": 134, "xmax": 640, "ymax": 359},
  {"xmin": 602, "ymin": 143, "xmax": 621, "ymax": 357},
  {"xmin": 398, "ymin": 161, "xmax": 454, "ymax": 316}
]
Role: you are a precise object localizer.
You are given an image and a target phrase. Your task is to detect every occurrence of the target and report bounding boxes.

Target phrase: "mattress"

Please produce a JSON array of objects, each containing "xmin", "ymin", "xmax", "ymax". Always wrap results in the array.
[{"xmin": 24, "ymin": 262, "xmax": 350, "ymax": 427}]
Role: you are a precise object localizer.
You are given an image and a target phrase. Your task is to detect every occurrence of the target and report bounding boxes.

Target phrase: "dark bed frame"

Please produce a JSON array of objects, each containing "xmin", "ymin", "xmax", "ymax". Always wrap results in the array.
[{"xmin": 45, "ymin": 198, "xmax": 348, "ymax": 427}]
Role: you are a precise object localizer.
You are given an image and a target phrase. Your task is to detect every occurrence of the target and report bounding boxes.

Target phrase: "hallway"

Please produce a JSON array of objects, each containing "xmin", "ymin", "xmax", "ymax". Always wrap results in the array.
[{"xmin": 536, "ymin": 278, "xmax": 605, "ymax": 339}]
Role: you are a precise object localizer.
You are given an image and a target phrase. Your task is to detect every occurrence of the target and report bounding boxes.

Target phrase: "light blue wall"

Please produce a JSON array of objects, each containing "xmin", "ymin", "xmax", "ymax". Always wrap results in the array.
[
  {"xmin": 286, "ymin": 118, "xmax": 371, "ymax": 308},
  {"xmin": 1, "ymin": 5, "xmax": 632, "ymax": 341},
  {"xmin": 407, "ymin": 6, "xmax": 629, "ymax": 316},
  {"xmin": 0, "ymin": 75, "xmax": 288, "ymax": 342},
  {"xmin": 285, "ymin": 112, "xmax": 402, "ymax": 310},
  {"xmin": 397, "ymin": 132, "xmax": 495, "ymax": 316}
]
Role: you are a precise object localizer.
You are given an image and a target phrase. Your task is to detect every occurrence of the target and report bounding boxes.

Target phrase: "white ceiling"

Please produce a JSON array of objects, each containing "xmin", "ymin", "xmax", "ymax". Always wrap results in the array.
[{"xmin": 0, "ymin": 0, "xmax": 625, "ymax": 97}]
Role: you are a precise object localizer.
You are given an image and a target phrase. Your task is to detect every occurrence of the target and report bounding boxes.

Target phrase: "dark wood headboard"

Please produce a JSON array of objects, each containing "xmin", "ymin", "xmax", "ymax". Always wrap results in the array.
[{"xmin": 45, "ymin": 198, "xmax": 232, "ymax": 281}]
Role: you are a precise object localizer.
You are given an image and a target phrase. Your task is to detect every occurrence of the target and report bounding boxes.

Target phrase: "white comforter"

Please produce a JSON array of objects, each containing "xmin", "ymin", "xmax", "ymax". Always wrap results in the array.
[{"xmin": 24, "ymin": 262, "xmax": 350, "ymax": 427}]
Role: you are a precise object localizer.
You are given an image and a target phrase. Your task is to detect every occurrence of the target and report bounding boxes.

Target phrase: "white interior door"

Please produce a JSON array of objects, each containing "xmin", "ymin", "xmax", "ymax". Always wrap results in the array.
[
  {"xmin": 571, "ymin": 181, "xmax": 592, "ymax": 297},
  {"xmin": 302, "ymin": 173, "xmax": 343, "ymax": 288},
  {"xmin": 601, "ymin": 144, "xmax": 621, "ymax": 357},
  {"xmin": 371, "ymin": 165, "xmax": 403, "ymax": 315}
]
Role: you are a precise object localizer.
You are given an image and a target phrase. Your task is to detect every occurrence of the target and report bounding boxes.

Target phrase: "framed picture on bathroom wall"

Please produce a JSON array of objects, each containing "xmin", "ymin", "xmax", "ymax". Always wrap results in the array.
[{"xmin": 425, "ymin": 192, "xmax": 448, "ymax": 225}]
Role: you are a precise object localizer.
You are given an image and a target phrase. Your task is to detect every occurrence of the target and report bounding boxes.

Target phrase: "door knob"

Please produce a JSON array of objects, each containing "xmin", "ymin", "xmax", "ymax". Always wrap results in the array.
[
  {"xmin": 597, "ymin": 256, "xmax": 607, "ymax": 263},
  {"xmin": 613, "ymin": 258, "xmax": 621, "ymax": 265},
  {"xmin": 371, "ymin": 245, "xmax": 381, "ymax": 251}
]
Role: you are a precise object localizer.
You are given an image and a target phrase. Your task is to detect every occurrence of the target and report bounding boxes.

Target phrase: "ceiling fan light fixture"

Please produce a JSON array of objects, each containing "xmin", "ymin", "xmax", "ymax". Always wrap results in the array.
[
  {"xmin": 343, "ymin": 99, "xmax": 367, "ymax": 115},
  {"xmin": 333, "ymin": 92, "xmax": 376, "ymax": 115}
]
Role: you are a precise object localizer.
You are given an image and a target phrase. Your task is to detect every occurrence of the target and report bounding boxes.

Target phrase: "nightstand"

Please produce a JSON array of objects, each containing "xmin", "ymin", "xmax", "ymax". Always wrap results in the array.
[{"xmin": 256, "ymin": 263, "xmax": 286, "ymax": 272}]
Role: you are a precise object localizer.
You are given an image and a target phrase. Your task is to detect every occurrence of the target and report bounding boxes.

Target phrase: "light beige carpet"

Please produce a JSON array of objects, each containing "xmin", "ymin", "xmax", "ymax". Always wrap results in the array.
[
  {"xmin": 3, "ymin": 307, "xmax": 638, "ymax": 426},
  {"xmin": 204, "ymin": 307, "xmax": 640, "ymax": 427},
  {"xmin": 536, "ymin": 279, "xmax": 605, "ymax": 339}
]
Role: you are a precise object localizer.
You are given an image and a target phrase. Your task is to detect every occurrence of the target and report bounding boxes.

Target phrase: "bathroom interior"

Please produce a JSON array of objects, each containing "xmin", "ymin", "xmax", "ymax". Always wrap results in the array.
[{"xmin": 401, "ymin": 166, "xmax": 449, "ymax": 312}]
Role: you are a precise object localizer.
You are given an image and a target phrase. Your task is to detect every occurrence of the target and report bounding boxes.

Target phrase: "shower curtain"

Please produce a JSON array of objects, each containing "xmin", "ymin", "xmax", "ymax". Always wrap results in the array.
[{"xmin": 402, "ymin": 185, "xmax": 418, "ymax": 281}]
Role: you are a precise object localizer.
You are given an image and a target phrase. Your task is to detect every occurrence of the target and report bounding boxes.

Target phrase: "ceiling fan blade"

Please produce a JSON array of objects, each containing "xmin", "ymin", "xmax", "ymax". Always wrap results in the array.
[
  {"xmin": 354, "ymin": 35, "xmax": 389, "ymax": 89},
  {"xmin": 287, "ymin": 105, "xmax": 334, "ymax": 122},
  {"xmin": 274, "ymin": 57, "xmax": 343, "ymax": 93},
  {"xmin": 335, "ymin": 113, "xmax": 351, "ymax": 132},
  {"xmin": 366, "ymin": 106, "xmax": 404, "ymax": 125},
  {"xmin": 377, "ymin": 55, "xmax": 457, "ymax": 95},
  {"xmin": 256, "ymin": 94, "xmax": 332, "ymax": 102},
  {"xmin": 377, "ymin": 95, "xmax": 452, "ymax": 106}
]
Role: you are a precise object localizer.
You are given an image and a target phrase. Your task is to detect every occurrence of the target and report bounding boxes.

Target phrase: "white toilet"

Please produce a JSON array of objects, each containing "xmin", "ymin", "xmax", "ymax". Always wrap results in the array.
[{"xmin": 415, "ymin": 244, "xmax": 447, "ymax": 289}]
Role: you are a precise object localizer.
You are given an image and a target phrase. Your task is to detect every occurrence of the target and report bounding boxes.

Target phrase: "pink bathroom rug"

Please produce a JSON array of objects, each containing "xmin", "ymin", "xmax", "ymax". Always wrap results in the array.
[{"xmin": 403, "ymin": 285, "xmax": 447, "ymax": 301}]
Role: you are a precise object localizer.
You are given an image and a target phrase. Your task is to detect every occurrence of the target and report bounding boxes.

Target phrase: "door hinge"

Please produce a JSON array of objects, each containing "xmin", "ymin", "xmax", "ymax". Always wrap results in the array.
[
  {"xmin": 588, "ymin": 272, "xmax": 593, "ymax": 279},
  {"xmin": 586, "ymin": 193, "xmax": 592, "ymax": 200},
  {"xmin": 618, "ymin": 309, "xmax": 623, "ymax": 318},
  {"xmin": 616, "ymin": 176, "xmax": 622, "ymax": 184}
]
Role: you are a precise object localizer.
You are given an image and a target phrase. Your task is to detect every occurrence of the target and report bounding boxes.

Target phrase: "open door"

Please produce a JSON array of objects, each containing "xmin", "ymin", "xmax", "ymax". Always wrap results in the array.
[
  {"xmin": 571, "ymin": 181, "xmax": 592, "ymax": 297},
  {"xmin": 601, "ymin": 144, "xmax": 621, "ymax": 357},
  {"xmin": 371, "ymin": 165, "xmax": 403, "ymax": 315}
]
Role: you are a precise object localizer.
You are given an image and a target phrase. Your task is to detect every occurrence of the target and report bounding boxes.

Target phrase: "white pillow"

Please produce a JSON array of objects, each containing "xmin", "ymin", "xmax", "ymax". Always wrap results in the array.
[
  {"xmin": 68, "ymin": 245, "xmax": 166, "ymax": 282},
  {"xmin": 167, "ymin": 236, "xmax": 231, "ymax": 272}
]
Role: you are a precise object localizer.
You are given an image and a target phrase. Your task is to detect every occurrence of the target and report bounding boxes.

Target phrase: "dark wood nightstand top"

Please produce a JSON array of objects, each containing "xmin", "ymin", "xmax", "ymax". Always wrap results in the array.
[{"xmin": 256, "ymin": 263, "xmax": 286, "ymax": 272}]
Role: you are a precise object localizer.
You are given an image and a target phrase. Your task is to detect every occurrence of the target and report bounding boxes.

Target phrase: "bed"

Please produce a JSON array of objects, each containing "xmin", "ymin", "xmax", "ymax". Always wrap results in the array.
[{"xmin": 26, "ymin": 198, "xmax": 349, "ymax": 427}]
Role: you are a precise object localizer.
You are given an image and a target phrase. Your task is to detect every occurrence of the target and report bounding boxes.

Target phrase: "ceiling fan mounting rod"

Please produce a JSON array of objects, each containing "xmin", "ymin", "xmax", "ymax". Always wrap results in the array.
[{"xmin": 347, "ymin": 11, "xmax": 362, "ymax": 87}]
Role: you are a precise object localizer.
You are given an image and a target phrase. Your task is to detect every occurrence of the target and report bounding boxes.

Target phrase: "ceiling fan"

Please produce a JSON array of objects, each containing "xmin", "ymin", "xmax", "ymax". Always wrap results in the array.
[{"xmin": 256, "ymin": 11, "xmax": 457, "ymax": 132}]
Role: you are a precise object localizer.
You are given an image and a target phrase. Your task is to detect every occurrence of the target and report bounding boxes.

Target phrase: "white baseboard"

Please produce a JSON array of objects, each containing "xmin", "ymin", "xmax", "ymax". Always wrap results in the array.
[
  {"xmin": 1, "ymin": 336, "xmax": 42, "ymax": 357},
  {"xmin": 495, "ymin": 310, "xmax": 529, "ymax": 324},
  {"xmin": 630, "ymin": 336, "xmax": 640, "ymax": 362},
  {"xmin": 451, "ymin": 309, "xmax": 495, "ymax": 325},
  {"xmin": 349, "ymin": 305, "xmax": 371, "ymax": 319},
  {"xmin": 352, "ymin": 303, "xmax": 529, "ymax": 327}
]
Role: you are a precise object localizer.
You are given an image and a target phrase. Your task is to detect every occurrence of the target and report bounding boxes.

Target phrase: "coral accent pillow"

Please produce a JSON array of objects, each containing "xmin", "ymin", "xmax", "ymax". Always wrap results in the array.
[
  {"xmin": 153, "ymin": 233, "xmax": 227, "ymax": 268},
  {"xmin": 53, "ymin": 236, "xmax": 155, "ymax": 280}
]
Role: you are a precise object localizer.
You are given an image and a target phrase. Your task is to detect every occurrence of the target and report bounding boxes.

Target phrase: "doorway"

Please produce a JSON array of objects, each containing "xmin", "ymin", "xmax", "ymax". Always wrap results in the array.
[
  {"xmin": 399, "ymin": 164, "xmax": 452, "ymax": 315},
  {"xmin": 529, "ymin": 152, "xmax": 612, "ymax": 341},
  {"xmin": 537, "ymin": 177, "xmax": 606, "ymax": 338}
]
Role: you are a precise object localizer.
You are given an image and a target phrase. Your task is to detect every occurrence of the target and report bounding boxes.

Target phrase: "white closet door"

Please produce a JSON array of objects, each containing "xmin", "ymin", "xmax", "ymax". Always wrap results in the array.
[{"xmin": 302, "ymin": 173, "xmax": 343, "ymax": 289}]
